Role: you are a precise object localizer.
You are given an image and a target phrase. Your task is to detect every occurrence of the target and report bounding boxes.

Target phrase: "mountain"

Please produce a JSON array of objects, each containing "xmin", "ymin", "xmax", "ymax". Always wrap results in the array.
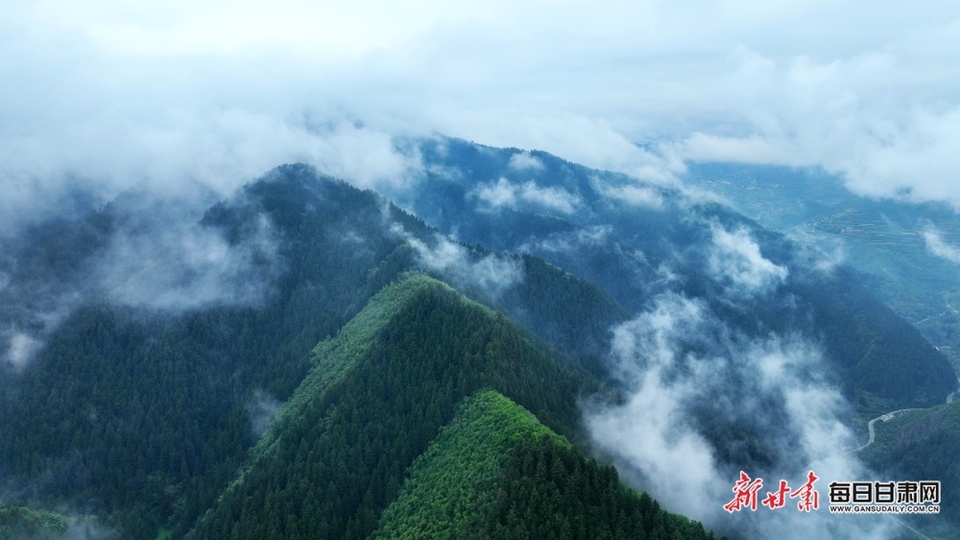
[
  {"xmin": 861, "ymin": 399, "xmax": 960, "ymax": 538},
  {"xmin": 0, "ymin": 167, "xmax": 430, "ymax": 537},
  {"xmin": 371, "ymin": 389, "xmax": 716, "ymax": 540},
  {"xmin": 680, "ymin": 161, "xmax": 960, "ymax": 374},
  {"xmin": 672, "ymin": 160, "xmax": 960, "ymax": 536},
  {"xmin": 187, "ymin": 274, "xmax": 595, "ymax": 539},
  {"xmin": 188, "ymin": 275, "xmax": 706, "ymax": 538},
  {"xmin": 0, "ymin": 142, "xmax": 956, "ymax": 538},
  {"xmin": 0, "ymin": 165, "xmax": 629, "ymax": 537},
  {"xmin": 398, "ymin": 137, "xmax": 956, "ymax": 409}
]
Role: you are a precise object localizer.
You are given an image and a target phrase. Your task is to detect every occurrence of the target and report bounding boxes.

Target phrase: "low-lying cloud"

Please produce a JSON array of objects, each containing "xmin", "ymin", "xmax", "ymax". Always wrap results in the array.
[
  {"xmin": 663, "ymin": 45, "xmax": 960, "ymax": 208},
  {"xmin": 0, "ymin": 261, "xmax": 87, "ymax": 372},
  {"xmin": 585, "ymin": 292, "xmax": 892, "ymax": 537},
  {"xmin": 709, "ymin": 225, "xmax": 788, "ymax": 294},
  {"xmin": 507, "ymin": 151, "xmax": 544, "ymax": 171},
  {"xmin": 0, "ymin": 109, "xmax": 422, "ymax": 236},
  {"xmin": 401, "ymin": 229, "xmax": 523, "ymax": 298},
  {"xmin": 247, "ymin": 390, "xmax": 283, "ymax": 438},
  {"xmin": 2, "ymin": 332, "xmax": 42, "ymax": 372},
  {"xmin": 0, "ymin": 193, "xmax": 287, "ymax": 371},
  {"xmin": 587, "ymin": 295, "xmax": 721, "ymax": 518},
  {"xmin": 473, "ymin": 177, "xmax": 580, "ymax": 214},
  {"xmin": 923, "ymin": 225, "xmax": 960, "ymax": 265},
  {"xmin": 94, "ymin": 212, "xmax": 283, "ymax": 311},
  {"xmin": 592, "ymin": 177, "xmax": 665, "ymax": 209},
  {"xmin": 4, "ymin": 2, "xmax": 960, "ymax": 223},
  {"xmin": 518, "ymin": 225, "xmax": 612, "ymax": 255}
]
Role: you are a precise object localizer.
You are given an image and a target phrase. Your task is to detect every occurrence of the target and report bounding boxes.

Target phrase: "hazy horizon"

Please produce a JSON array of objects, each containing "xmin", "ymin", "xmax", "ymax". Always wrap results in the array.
[{"xmin": 2, "ymin": 1, "xmax": 960, "ymax": 227}]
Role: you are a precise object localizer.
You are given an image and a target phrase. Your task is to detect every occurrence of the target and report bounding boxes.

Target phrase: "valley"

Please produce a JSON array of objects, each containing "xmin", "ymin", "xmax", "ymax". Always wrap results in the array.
[{"xmin": 0, "ymin": 142, "xmax": 956, "ymax": 539}]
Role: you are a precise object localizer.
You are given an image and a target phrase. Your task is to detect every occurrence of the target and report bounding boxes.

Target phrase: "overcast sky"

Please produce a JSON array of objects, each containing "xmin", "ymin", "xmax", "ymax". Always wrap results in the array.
[{"xmin": 3, "ymin": 0, "xmax": 960, "ymax": 217}]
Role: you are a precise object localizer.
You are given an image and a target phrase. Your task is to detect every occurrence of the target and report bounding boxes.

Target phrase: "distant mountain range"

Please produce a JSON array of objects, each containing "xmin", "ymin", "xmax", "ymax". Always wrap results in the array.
[
  {"xmin": 681, "ymin": 161, "xmax": 960, "ymax": 538},
  {"xmin": 0, "ymin": 137, "xmax": 956, "ymax": 538},
  {"xmin": 682, "ymin": 161, "xmax": 960, "ymax": 373}
]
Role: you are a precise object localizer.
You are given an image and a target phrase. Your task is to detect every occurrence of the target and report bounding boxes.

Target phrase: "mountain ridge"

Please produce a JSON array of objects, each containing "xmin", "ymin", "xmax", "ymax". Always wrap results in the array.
[
  {"xmin": 372, "ymin": 389, "xmax": 720, "ymax": 540},
  {"xmin": 185, "ymin": 271, "xmax": 593, "ymax": 539},
  {"xmin": 402, "ymin": 137, "xmax": 957, "ymax": 409},
  {"xmin": 0, "ymin": 143, "xmax": 956, "ymax": 538}
]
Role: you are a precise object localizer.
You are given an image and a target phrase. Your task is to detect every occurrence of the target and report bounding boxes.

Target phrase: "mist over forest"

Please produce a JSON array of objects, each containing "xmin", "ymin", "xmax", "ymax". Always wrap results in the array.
[{"xmin": 2, "ymin": 2, "xmax": 960, "ymax": 539}]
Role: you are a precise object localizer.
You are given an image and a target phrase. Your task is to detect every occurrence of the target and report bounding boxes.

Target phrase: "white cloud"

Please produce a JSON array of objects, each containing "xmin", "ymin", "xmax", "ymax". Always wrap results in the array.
[
  {"xmin": 592, "ymin": 178, "xmax": 665, "ymax": 208},
  {"xmin": 4, "ymin": 1, "xmax": 960, "ymax": 211},
  {"xmin": 474, "ymin": 178, "xmax": 517, "ymax": 208},
  {"xmin": 518, "ymin": 225, "xmax": 612, "ymax": 254},
  {"xmin": 587, "ymin": 294, "xmax": 723, "ymax": 519},
  {"xmin": 670, "ymin": 133, "xmax": 799, "ymax": 165},
  {"xmin": 749, "ymin": 338, "xmax": 854, "ymax": 464},
  {"xmin": 247, "ymin": 390, "xmax": 282, "ymax": 438},
  {"xmin": 586, "ymin": 293, "xmax": 890, "ymax": 537},
  {"xmin": 3, "ymin": 332, "xmax": 41, "ymax": 372},
  {"xmin": 517, "ymin": 182, "xmax": 579, "ymax": 213},
  {"xmin": 507, "ymin": 151, "xmax": 543, "ymax": 171},
  {"xmin": 709, "ymin": 225, "xmax": 788, "ymax": 293},
  {"xmin": 0, "ymin": 106, "xmax": 422, "ymax": 234},
  {"xmin": 587, "ymin": 367, "xmax": 722, "ymax": 517},
  {"xmin": 403, "ymin": 231, "xmax": 523, "ymax": 297},
  {"xmin": 474, "ymin": 177, "xmax": 580, "ymax": 214},
  {"xmin": 662, "ymin": 43, "xmax": 960, "ymax": 207},
  {"xmin": 788, "ymin": 237, "xmax": 846, "ymax": 275},
  {"xmin": 923, "ymin": 225, "xmax": 960, "ymax": 264},
  {"xmin": 95, "ymin": 212, "xmax": 283, "ymax": 311}
]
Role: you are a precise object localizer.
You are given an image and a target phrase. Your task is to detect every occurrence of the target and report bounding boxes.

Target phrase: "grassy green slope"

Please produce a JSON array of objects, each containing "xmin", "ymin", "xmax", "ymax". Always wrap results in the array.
[
  {"xmin": 372, "ymin": 389, "xmax": 719, "ymax": 540},
  {"xmin": 185, "ymin": 273, "xmax": 592, "ymax": 540}
]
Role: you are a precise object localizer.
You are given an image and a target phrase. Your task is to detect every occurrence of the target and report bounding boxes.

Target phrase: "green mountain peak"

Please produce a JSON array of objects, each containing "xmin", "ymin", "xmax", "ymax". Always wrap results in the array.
[
  {"xmin": 371, "ymin": 389, "xmax": 567, "ymax": 540},
  {"xmin": 373, "ymin": 389, "xmax": 719, "ymax": 540},
  {"xmin": 186, "ymin": 272, "xmax": 588, "ymax": 539}
]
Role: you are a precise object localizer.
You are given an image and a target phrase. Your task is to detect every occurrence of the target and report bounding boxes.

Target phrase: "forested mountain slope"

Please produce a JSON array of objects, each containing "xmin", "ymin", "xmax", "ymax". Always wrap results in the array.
[
  {"xmin": 188, "ymin": 276, "xmax": 719, "ymax": 539},
  {"xmin": 681, "ymin": 162, "xmax": 960, "ymax": 373},
  {"xmin": 0, "ymin": 167, "xmax": 426, "ymax": 537},
  {"xmin": 0, "ymin": 165, "xmax": 621, "ymax": 538},
  {"xmin": 397, "ymin": 136, "xmax": 956, "ymax": 409},
  {"xmin": 185, "ymin": 273, "xmax": 594, "ymax": 539},
  {"xmin": 0, "ymin": 144, "xmax": 955, "ymax": 538},
  {"xmin": 372, "ymin": 389, "xmax": 718, "ymax": 540},
  {"xmin": 861, "ymin": 399, "xmax": 960, "ymax": 537},
  {"xmin": 0, "ymin": 505, "xmax": 70, "ymax": 540}
]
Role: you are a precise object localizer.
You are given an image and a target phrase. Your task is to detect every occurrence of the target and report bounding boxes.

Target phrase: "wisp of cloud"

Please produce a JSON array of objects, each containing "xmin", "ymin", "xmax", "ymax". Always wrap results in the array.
[{"xmin": 585, "ymin": 290, "xmax": 896, "ymax": 538}]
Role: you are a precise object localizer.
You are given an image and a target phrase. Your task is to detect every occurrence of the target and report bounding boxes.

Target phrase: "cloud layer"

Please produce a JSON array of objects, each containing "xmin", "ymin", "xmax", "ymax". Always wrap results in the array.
[
  {"xmin": 585, "ymin": 292, "xmax": 893, "ymax": 537},
  {"xmin": 93, "ymin": 211, "xmax": 283, "ymax": 311},
  {"xmin": 405, "ymin": 233, "xmax": 524, "ymax": 298},
  {"xmin": 0, "ymin": 192, "xmax": 286, "ymax": 371},
  {"xmin": 473, "ymin": 177, "xmax": 580, "ymax": 214},
  {"xmin": 3, "ymin": 1, "xmax": 960, "ymax": 214},
  {"xmin": 708, "ymin": 225, "xmax": 788, "ymax": 294},
  {"xmin": 924, "ymin": 225, "xmax": 960, "ymax": 265}
]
